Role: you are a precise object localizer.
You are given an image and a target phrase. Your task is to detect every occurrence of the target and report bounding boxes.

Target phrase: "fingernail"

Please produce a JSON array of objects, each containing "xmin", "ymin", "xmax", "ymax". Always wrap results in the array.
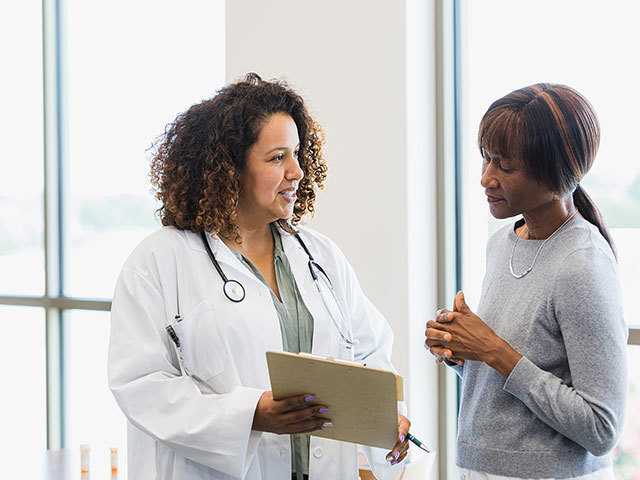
[
  {"xmin": 321, "ymin": 421, "xmax": 333, "ymax": 429},
  {"xmin": 386, "ymin": 453, "xmax": 394, "ymax": 462},
  {"xmin": 445, "ymin": 334, "xmax": 452, "ymax": 342},
  {"xmin": 319, "ymin": 407, "xmax": 329, "ymax": 414},
  {"xmin": 304, "ymin": 395, "xmax": 315, "ymax": 403},
  {"xmin": 399, "ymin": 434, "xmax": 405, "ymax": 443}
]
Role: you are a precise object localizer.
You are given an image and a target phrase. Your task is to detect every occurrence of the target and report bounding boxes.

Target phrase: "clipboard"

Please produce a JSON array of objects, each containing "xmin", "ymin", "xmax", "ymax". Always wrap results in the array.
[{"xmin": 266, "ymin": 351, "xmax": 404, "ymax": 449}]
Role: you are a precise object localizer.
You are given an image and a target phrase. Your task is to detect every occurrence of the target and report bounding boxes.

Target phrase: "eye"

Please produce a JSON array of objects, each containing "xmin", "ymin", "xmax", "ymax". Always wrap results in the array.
[
  {"xmin": 271, "ymin": 152, "xmax": 285, "ymax": 162},
  {"xmin": 498, "ymin": 162, "xmax": 513, "ymax": 173}
]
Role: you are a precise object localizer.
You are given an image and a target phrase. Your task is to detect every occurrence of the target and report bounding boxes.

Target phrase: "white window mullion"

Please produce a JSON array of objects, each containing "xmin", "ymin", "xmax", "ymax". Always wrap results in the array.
[
  {"xmin": 435, "ymin": 0, "xmax": 462, "ymax": 478},
  {"xmin": 42, "ymin": 0, "xmax": 65, "ymax": 450}
]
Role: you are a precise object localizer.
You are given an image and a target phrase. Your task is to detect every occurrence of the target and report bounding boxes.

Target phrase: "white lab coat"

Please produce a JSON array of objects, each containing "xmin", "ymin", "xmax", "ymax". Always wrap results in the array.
[{"xmin": 108, "ymin": 224, "xmax": 405, "ymax": 480}]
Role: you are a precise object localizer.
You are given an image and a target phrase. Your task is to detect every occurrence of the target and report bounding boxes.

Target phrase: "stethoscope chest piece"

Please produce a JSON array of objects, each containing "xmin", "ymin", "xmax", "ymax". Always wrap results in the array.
[
  {"xmin": 200, "ymin": 229, "xmax": 354, "ymax": 346},
  {"xmin": 223, "ymin": 279, "xmax": 245, "ymax": 303}
]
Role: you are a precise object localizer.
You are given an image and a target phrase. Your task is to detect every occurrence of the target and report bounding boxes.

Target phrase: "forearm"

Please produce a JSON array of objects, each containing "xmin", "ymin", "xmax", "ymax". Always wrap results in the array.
[
  {"xmin": 502, "ymin": 356, "xmax": 622, "ymax": 456},
  {"xmin": 484, "ymin": 337, "xmax": 522, "ymax": 377}
]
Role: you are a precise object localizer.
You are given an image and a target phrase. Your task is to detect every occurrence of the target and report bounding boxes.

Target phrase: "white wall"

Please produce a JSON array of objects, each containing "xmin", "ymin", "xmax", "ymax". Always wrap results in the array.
[{"xmin": 226, "ymin": 0, "xmax": 440, "ymax": 474}]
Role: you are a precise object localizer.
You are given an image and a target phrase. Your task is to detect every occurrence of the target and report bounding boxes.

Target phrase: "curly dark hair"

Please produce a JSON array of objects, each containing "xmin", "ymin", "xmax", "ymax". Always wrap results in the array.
[{"xmin": 149, "ymin": 73, "xmax": 327, "ymax": 240}]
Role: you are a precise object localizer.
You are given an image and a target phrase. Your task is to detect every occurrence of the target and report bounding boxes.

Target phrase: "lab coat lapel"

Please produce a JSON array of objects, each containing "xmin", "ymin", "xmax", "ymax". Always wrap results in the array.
[
  {"xmin": 187, "ymin": 231, "xmax": 266, "ymax": 290},
  {"xmin": 183, "ymin": 229, "xmax": 283, "ymax": 356},
  {"xmin": 279, "ymin": 231, "xmax": 337, "ymax": 357}
]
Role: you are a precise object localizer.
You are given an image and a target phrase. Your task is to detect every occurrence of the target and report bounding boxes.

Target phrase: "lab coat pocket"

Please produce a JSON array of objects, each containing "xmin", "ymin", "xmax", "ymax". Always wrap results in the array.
[{"xmin": 172, "ymin": 300, "xmax": 226, "ymax": 384}]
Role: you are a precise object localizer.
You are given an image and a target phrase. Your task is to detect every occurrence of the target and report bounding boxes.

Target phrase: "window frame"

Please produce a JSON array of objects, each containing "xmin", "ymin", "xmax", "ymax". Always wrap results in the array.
[
  {"xmin": 435, "ymin": 0, "xmax": 462, "ymax": 477},
  {"xmin": 0, "ymin": 0, "xmax": 112, "ymax": 449}
]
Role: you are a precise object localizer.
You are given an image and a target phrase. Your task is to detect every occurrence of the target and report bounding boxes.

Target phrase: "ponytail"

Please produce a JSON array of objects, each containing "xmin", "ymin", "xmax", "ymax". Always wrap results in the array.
[{"xmin": 573, "ymin": 185, "xmax": 616, "ymax": 258}]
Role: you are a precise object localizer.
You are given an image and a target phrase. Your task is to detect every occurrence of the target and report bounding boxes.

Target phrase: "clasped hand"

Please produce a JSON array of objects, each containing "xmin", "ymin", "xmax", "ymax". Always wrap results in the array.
[{"xmin": 424, "ymin": 291, "xmax": 501, "ymax": 366}]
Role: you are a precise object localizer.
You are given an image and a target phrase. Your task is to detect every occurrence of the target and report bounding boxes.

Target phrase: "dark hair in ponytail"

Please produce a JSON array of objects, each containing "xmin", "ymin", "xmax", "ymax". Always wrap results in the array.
[
  {"xmin": 478, "ymin": 83, "xmax": 616, "ymax": 257},
  {"xmin": 573, "ymin": 185, "xmax": 615, "ymax": 256}
]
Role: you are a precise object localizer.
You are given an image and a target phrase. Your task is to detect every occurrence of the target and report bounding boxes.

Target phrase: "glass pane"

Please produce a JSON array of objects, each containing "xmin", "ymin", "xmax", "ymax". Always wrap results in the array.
[
  {"xmin": 64, "ymin": 310, "xmax": 127, "ymax": 476},
  {"xmin": 63, "ymin": 0, "xmax": 225, "ymax": 298},
  {"xmin": 616, "ymin": 346, "xmax": 640, "ymax": 477},
  {"xmin": 0, "ymin": 0, "xmax": 44, "ymax": 295},
  {"xmin": 0, "ymin": 306, "xmax": 46, "ymax": 476},
  {"xmin": 462, "ymin": 1, "xmax": 640, "ymax": 224},
  {"xmin": 460, "ymin": 0, "xmax": 640, "ymax": 473}
]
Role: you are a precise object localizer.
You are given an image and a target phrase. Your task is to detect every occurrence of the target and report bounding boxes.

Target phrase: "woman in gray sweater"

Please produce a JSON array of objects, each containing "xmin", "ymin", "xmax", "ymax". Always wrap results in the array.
[{"xmin": 425, "ymin": 84, "xmax": 628, "ymax": 479}]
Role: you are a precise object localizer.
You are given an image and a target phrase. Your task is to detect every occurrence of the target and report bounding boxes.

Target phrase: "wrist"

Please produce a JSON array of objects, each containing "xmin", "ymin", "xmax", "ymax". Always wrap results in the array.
[{"xmin": 486, "ymin": 338, "xmax": 522, "ymax": 377}]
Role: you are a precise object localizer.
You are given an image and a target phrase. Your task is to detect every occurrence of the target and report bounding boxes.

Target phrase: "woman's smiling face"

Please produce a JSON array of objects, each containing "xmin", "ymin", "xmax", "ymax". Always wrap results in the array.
[{"xmin": 238, "ymin": 112, "xmax": 304, "ymax": 224}]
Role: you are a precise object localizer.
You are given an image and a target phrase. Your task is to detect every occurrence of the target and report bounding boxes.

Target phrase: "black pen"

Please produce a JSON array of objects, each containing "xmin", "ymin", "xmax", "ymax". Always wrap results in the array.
[{"xmin": 406, "ymin": 432, "xmax": 430, "ymax": 453}]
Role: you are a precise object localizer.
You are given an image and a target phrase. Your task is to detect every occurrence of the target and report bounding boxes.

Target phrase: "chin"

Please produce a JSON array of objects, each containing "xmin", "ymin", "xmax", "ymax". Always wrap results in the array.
[
  {"xmin": 488, "ymin": 204, "xmax": 517, "ymax": 220},
  {"xmin": 271, "ymin": 208, "xmax": 295, "ymax": 222}
]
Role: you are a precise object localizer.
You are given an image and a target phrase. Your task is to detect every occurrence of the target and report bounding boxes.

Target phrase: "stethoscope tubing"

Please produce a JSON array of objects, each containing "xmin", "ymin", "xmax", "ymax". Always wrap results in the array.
[
  {"xmin": 200, "ymin": 231, "xmax": 246, "ymax": 302},
  {"xmin": 312, "ymin": 271, "xmax": 355, "ymax": 348},
  {"xmin": 199, "ymin": 230, "xmax": 354, "ymax": 347}
]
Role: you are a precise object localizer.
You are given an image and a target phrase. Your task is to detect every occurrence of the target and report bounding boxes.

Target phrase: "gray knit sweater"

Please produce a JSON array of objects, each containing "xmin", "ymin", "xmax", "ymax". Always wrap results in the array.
[{"xmin": 455, "ymin": 215, "xmax": 628, "ymax": 478}]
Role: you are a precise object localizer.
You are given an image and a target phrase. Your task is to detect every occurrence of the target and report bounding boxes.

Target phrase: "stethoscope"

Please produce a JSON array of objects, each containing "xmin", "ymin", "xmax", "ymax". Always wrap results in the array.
[{"xmin": 200, "ymin": 231, "xmax": 355, "ymax": 349}]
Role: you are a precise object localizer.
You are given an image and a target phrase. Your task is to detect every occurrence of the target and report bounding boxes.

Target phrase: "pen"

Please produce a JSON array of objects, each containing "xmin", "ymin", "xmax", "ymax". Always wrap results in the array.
[{"xmin": 406, "ymin": 432, "xmax": 430, "ymax": 453}]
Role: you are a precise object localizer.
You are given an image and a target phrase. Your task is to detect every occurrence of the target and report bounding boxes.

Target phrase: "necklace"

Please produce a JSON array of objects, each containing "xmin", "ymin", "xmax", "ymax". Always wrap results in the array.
[{"xmin": 509, "ymin": 211, "xmax": 578, "ymax": 279}]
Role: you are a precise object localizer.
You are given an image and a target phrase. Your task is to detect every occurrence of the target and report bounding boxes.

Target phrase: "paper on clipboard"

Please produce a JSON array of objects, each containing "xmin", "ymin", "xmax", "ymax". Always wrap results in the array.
[{"xmin": 266, "ymin": 351, "xmax": 404, "ymax": 450}]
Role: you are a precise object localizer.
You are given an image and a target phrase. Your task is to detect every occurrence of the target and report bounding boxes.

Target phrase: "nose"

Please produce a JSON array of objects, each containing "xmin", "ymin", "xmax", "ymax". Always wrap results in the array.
[
  {"xmin": 286, "ymin": 153, "xmax": 304, "ymax": 182},
  {"xmin": 480, "ymin": 161, "xmax": 499, "ymax": 189}
]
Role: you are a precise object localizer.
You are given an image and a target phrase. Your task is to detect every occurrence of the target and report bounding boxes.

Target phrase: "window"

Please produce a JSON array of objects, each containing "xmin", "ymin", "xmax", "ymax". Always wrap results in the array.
[
  {"xmin": 64, "ymin": 0, "xmax": 225, "ymax": 299},
  {"xmin": 459, "ymin": 0, "xmax": 640, "ymax": 475},
  {"xmin": 64, "ymin": 311, "xmax": 127, "ymax": 465},
  {"xmin": 0, "ymin": 0, "xmax": 45, "ymax": 295},
  {"xmin": 0, "ymin": 307, "xmax": 46, "ymax": 476},
  {"xmin": 1, "ymin": 1, "xmax": 224, "ymax": 476}
]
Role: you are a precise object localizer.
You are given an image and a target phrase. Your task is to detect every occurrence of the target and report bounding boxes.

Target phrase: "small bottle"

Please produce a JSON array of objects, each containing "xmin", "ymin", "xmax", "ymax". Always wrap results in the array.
[
  {"xmin": 80, "ymin": 444, "xmax": 91, "ymax": 473},
  {"xmin": 110, "ymin": 447, "xmax": 119, "ymax": 476}
]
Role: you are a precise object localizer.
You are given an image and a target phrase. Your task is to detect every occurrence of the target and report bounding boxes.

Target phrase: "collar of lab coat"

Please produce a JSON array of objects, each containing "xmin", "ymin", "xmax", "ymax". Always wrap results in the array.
[{"xmin": 182, "ymin": 223, "xmax": 307, "ymax": 275}]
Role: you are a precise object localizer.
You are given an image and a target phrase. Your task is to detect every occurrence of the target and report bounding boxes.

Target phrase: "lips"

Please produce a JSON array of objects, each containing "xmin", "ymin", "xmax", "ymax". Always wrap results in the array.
[
  {"xmin": 485, "ymin": 192, "xmax": 505, "ymax": 203},
  {"xmin": 279, "ymin": 187, "xmax": 297, "ymax": 203}
]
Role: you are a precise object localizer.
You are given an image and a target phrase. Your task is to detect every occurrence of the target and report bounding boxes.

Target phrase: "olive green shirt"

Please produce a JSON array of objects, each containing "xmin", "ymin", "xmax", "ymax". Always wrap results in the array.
[{"xmin": 233, "ymin": 224, "xmax": 314, "ymax": 478}]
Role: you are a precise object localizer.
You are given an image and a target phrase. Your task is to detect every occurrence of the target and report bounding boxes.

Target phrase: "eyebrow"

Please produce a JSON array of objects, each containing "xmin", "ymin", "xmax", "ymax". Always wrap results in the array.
[
  {"xmin": 485, "ymin": 150, "xmax": 511, "ymax": 163},
  {"xmin": 265, "ymin": 144, "xmax": 300, "ymax": 155}
]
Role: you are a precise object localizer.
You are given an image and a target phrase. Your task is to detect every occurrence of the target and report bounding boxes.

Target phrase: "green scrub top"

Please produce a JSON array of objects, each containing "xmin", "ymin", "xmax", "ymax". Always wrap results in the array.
[{"xmin": 233, "ymin": 223, "xmax": 314, "ymax": 479}]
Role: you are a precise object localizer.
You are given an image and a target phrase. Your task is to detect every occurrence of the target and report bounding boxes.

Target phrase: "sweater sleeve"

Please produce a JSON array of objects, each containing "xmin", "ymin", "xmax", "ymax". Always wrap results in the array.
[{"xmin": 503, "ymin": 246, "xmax": 628, "ymax": 456}]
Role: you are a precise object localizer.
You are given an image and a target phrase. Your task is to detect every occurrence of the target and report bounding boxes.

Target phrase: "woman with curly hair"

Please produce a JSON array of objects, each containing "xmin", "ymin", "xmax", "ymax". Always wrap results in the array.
[{"xmin": 108, "ymin": 73, "xmax": 410, "ymax": 480}]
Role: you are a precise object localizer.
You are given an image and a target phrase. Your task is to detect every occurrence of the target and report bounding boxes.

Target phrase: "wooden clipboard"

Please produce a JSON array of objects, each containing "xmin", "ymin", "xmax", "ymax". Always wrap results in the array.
[{"xmin": 266, "ymin": 351, "xmax": 404, "ymax": 449}]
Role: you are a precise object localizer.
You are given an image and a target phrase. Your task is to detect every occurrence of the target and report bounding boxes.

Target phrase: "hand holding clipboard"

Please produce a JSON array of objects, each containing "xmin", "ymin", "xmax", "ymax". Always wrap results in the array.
[{"xmin": 266, "ymin": 351, "xmax": 428, "ymax": 460}]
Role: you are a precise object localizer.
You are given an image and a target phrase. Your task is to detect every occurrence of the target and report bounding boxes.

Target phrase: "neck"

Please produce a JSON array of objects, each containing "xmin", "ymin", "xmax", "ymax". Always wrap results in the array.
[
  {"xmin": 223, "ymin": 209, "xmax": 275, "ymax": 256},
  {"xmin": 522, "ymin": 196, "xmax": 576, "ymax": 240}
]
